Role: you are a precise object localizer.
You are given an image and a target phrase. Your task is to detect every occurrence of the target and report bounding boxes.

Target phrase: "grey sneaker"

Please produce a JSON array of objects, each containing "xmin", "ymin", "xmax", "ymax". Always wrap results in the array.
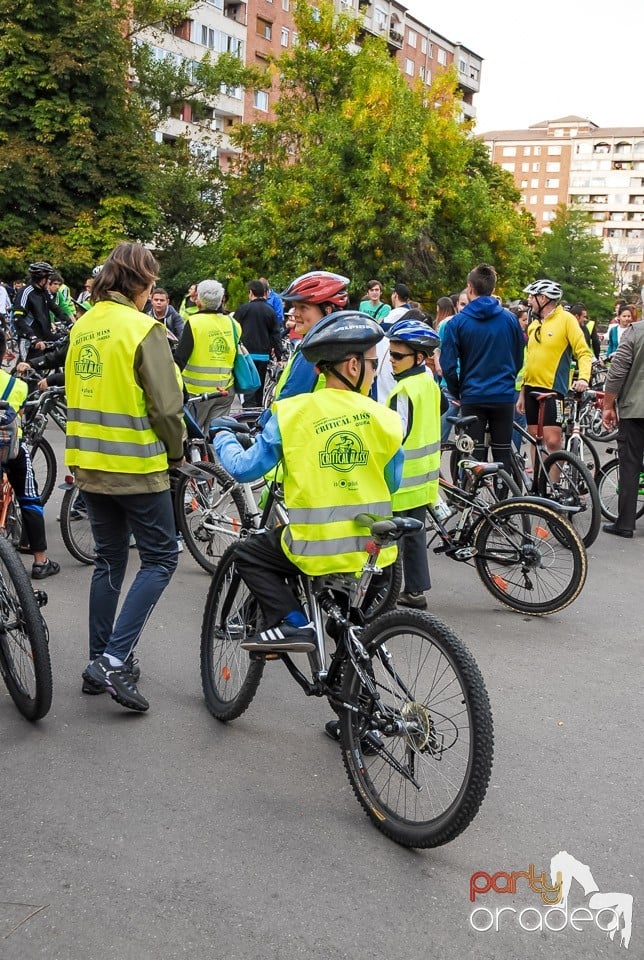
[
  {"xmin": 82, "ymin": 656, "xmax": 148, "ymax": 711},
  {"xmin": 398, "ymin": 591, "xmax": 428, "ymax": 610}
]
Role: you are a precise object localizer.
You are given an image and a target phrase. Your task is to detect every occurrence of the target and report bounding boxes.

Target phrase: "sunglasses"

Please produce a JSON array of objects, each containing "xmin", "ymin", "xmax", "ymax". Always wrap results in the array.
[{"xmin": 389, "ymin": 350, "xmax": 416, "ymax": 361}]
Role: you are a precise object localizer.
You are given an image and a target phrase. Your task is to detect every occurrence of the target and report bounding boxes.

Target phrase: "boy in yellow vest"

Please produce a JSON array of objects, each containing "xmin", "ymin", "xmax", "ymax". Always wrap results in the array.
[
  {"xmin": 386, "ymin": 315, "xmax": 441, "ymax": 609},
  {"xmin": 213, "ymin": 312, "xmax": 404, "ymax": 653}
]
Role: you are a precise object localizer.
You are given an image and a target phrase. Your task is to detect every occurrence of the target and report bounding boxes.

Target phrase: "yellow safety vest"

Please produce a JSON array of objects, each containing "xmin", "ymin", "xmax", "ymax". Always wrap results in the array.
[
  {"xmin": 273, "ymin": 348, "xmax": 325, "ymax": 403},
  {"xmin": 182, "ymin": 313, "xmax": 238, "ymax": 396},
  {"xmin": 387, "ymin": 372, "xmax": 441, "ymax": 511},
  {"xmin": 65, "ymin": 301, "xmax": 169, "ymax": 474},
  {"xmin": 277, "ymin": 390, "xmax": 403, "ymax": 576},
  {"xmin": 0, "ymin": 369, "xmax": 27, "ymax": 436}
]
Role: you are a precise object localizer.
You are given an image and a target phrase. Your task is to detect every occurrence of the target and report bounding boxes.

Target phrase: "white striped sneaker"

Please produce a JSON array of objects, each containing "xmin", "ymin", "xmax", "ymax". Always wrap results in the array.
[{"xmin": 241, "ymin": 621, "xmax": 316, "ymax": 653}]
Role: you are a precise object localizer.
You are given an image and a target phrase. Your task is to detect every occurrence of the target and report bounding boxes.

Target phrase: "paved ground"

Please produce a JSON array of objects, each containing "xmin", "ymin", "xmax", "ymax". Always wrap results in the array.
[{"xmin": 1, "ymin": 433, "xmax": 641, "ymax": 960}]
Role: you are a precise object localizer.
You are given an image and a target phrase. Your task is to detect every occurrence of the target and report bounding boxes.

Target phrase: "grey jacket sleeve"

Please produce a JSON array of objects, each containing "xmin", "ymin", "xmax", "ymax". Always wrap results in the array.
[
  {"xmin": 604, "ymin": 326, "xmax": 635, "ymax": 397},
  {"xmin": 135, "ymin": 324, "xmax": 185, "ymax": 463}
]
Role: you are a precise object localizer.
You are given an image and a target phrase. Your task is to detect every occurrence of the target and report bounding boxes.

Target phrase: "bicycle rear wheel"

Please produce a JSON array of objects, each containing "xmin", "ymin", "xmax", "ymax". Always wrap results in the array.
[
  {"xmin": 0, "ymin": 537, "xmax": 52, "ymax": 720},
  {"xmin": 597, "ymin": 457, "xmax": 644, "ymax": 521},
  {"xmin": 473, "ymin": 499, "xmax": 587, "ymax": 615},
  {"xmin": 567, "ymin": 434, "xmax": 601, "ymax": 481},
  {"xmin": 176, "ymin": 461, "xmax": 250, "ymax": 574},
  {"xmin": 538, "ymin": 449, "xmax": 601, "ymax": 547},
  {"xmin": 339, "ymin": 609, "xmax": 493, "ymax": 848},
  {"xmin": 29, "ymin": 437, "xmax": 57, "ymax": 505},
  {"xmin": 200, "ymin": 541, "xmax": 265, "ymax": 721},
  {"xmin": 60, "ymin": 485, "xmax": 95, "ymax": 564}
]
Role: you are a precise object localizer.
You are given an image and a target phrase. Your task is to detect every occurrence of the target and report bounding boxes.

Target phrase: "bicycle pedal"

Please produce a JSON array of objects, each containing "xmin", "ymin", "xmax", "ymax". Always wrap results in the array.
[
  {"xmin": 454, "ymin": 547, "xmax": 478, "ymax": 560},
  {"xmin": 249, "ymin": 650, "xmax": 280, "ymax": 661},
  {"xmin": 33, "ymin": 589, "xmax": 48, "ymax": 607}
]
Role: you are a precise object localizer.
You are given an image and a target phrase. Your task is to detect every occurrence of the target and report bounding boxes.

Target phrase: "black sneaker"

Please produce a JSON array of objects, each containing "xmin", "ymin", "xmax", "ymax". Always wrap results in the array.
[
  {"xmin": 82, "ymin": 655, "xmax": 149, "ymax": 711},
  {"xmin": 240, "ymin": 621, "xmax": 316, "ymax": 653},
  {"xmin": 398, "ymin": 591, "xmax": 427, "ymax": 609},
  {"xmin": 81, "ymin": 654, "xmax": 141, "ymax": 695},
  {"xmin": 31, "ymin": 558, "xmax": 61, "ymax": 580}
]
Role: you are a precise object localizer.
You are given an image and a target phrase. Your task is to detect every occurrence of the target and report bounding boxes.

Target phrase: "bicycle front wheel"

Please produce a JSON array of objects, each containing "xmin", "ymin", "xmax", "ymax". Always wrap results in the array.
[
  {"xmin": 200, "ymin": 542, "xmax": 265, "ymax": 721},
  {"xmin": 597, "ymin": 457, "xmax": 644, "ymax": 521},
  {"xmin": 538, "ymin": 450, "xmax": 601, "ymax": 547},
  {"xmin": 176, "ymin": 461, "xmax": 250, "ymax": 574},
  {"xmin": 339, "ymin": 609, "xmax": 493, "ymax": 848},
  {"xmin": 29, "ymin": 437, "xmax": 57, "ymax": 505},
  {"xmin": 473, "ymin": 499, "xmax": 587, "ymax": 615},
  {"xmin": 0, "ymin": 537, "xmax": 52, "ymax": 720},
  {"xmin": 60, "ymin": 486, "xmax": 95, "ymax": 564}
]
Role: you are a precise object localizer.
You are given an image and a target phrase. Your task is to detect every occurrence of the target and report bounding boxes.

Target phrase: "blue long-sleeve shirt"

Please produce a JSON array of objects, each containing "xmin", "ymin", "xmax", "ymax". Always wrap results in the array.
[{"xmin": 214, "ymin": 413, "xmax": 404, "ymax": 493}]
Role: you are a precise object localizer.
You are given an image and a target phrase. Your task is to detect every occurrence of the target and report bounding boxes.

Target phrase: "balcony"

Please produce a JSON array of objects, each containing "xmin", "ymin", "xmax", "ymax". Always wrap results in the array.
[
  {"xmin": 389, "ymin": 27, "xmax": 403, "ymax": 48},
  {"xmin": 224, "ymin": 0, "xmax": 247, "ymax": 25}
]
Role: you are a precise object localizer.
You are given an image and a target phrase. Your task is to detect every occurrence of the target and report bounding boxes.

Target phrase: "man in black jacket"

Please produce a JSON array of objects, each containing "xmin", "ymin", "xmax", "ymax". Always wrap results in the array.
[
  {"xmin": 13, "ymin": 262, "xmax": 69, "ymax": 361},
  {"xmin": 234, "ymin": 279, "xmax": 284, "ymax": 406}
]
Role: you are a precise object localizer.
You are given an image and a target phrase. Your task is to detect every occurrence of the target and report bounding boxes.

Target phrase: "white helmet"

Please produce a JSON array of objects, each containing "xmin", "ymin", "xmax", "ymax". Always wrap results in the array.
[
  {"xmin": 92, "ymin": 264, "xmax": 104, "ymax": 277},
  {"xmin": 523, "ymin": 279, "xmax": 563, "ymax": 301}
]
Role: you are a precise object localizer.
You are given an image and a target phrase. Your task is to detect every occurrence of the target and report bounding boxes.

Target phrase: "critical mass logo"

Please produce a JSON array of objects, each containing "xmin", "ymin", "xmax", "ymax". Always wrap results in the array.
[
  {"xmin": 319, "ymin": 431, "xmax": 369, "ymax": 473},
  {"xmin": 209, "ymin": 333, "xmax": 230, "ymax": 355},
  {"xmin": 74, "ymin": 344, "xmax": 102, "ymax": 380}
]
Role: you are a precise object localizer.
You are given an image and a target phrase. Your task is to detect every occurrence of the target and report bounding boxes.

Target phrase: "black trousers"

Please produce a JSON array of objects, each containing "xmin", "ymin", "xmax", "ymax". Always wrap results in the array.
[
  {"xmin": 242, "ymin": 359, "xmax": 268, "ymax": 408},
  {"xmin": 616, "ymin": 417, "xmax": 644, "ymax": 531},
  {"xmin": 234, "ymin": 528, "xmax": 301, "ymax": 627},
  {"xmin": 393, "ymin": 504, "xmax": 430, "ymax": 593},
  {"xmin": 460, "ymin": 401, "xmax": 516, "ymax": 474}
]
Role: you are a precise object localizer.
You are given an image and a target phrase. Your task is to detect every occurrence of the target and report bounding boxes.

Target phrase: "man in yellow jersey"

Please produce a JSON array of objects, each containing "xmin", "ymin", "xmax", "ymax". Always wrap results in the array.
[
  {"xmin": 213, "ymin": 312, "xmax": 404, "ymax": 654},
  {"xmin": 517, "ymin": 279, "xmax": 593, "ymax": 455},
  {"xmin": 66, "ymin": 243, "xmax": 184, "ymax": 712}
]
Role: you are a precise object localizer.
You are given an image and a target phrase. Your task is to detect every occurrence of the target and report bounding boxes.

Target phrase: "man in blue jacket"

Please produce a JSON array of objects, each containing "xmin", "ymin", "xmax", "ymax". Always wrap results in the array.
[{"xmin": 440, "ymin": 264, "xmax": 524, "ymax": 472}]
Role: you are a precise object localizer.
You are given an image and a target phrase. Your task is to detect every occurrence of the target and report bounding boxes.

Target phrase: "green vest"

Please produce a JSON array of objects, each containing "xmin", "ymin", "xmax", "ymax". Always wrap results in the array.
[
  {"xmin": 387, "ymin": 372, "xmax": 441, "ymax": 511},
  {"xmin": 182, "ymin": 313, "xmax": 237, "ymax": 396},
  {"xmin": 65, "ymin": 301, "xmax": 169, "ymax": 474},
  {"xmin": 277, "ymin": 390, "xmax": 402, "ymax": 576}
]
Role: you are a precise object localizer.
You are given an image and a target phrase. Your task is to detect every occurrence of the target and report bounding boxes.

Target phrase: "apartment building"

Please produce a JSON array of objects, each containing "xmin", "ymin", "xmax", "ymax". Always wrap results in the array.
[
  {"xmin": 481, "ymin": 116, "xmax": 644, "ymax": 284},
  {"xmin": 146, "ymin": 1, "xmax": 482, "ymax": 146}
]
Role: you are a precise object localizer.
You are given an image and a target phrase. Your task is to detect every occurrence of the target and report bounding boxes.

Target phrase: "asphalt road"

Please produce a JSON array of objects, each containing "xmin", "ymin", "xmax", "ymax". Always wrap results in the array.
[{"xmin": 1, "ymin": 432, "xmax": 641, "ymax": 960}]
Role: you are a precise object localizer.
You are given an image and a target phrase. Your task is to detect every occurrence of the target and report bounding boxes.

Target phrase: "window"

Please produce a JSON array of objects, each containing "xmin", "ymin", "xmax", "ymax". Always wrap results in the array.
[
  {"xmin": 405, "ymin": 58, "xmax": 414, "ymax": 76},
  {"xmin": 374, "ymin": 5, "xmax": 387, "ymax": 30},
  {"xmin": 543, "ymin": 211, "xmax": 556, "ymax": 222},
  {"xmin": 520, "ymin": 179, "xmax": 528, "ymax": 188},
  {"xmin": 545, "ymin": 178, "xmax": 559, "ymax": 188},
  {"xmin": 205, "ymin": 0, "xmax": 223, "ymax": 7},
  {"xmin": 523, "ymin": 147, "xmax": 531, "ymax": 156},
  {"xmin": 458, "ymin": 59, "xmax": 467, "ymax": 73},
  {"xmin": 437, "ymin": 48, "xmax": 447, "ymax": 65},
  {"xmin": 531, "ymin": 178, "xmax": 539, "ymax": 188},
  {"xmin": 280, "ymin": 26, "xmax": 289, "ymax": 46},
  {"xmin": 418, "ymin": 65, "xmax": 425, "ymax": 81},
  {"xmin": 408, "ymin": 29, "xmax": 417, "ymax": 47},
  {"xmin": 256, "ymin": 17, "xmax": 272, "ymax": 39},
  {"xmin": 282, "ymin": 0, "xmax": 290, "ymax": 7},
  {"xmin": 544, "ymin": 195, "xmax": 558, "ymax": 205},
  {"xmin": 533, "ymin": 146, "xmax": 541, "ymax": 155},
  {"xmin": 501, "ymin": 163, "xmax": 515, "ymax": 172},
  {"xmin": 421, "ymin": 37, "xmax": 427, "ymax": 54},
  {"xmin": 502, "ymin": 147, "xmax": 516, "ymax": 157},
  {"xmin": 521, "ymin": 163, "xmax": 530, "ymax": 172},
  {"xmin": 254, "ymin": 90, "xmax": 269, "ymax": 111},
  {"xmin": 546, "ymin": 162, "xmax": 560, "ymax": 172},
  {"xmin": 548, "ymin": 145, "xmax": 562, "ymax": 155},
  {"xmin": 529, "ymin": 195, "xmax": 538, "ymax": 205},
  {"xmin": 532, "ymin": 163, "xmax": 540, "ymax": 172}
]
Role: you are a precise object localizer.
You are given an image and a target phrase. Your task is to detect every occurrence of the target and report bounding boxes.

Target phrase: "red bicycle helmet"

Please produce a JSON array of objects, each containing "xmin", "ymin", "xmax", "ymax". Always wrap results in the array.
[{"xmin": 280, "ymin": 271, "xmax": 349, "ymax": 308}]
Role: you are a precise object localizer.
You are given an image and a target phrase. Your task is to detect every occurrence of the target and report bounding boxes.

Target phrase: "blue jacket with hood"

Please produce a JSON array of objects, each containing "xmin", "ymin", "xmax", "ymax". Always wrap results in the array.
[{"xmin": 440, "ymin": 296, "xmax": 525, "ymax": 404}]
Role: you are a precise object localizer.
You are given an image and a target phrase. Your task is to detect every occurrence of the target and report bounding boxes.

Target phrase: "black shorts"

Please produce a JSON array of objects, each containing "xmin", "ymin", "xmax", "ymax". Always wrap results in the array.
[{"xmin": 524, "ymin": 387, "xmax": 564, "ymax": 427}]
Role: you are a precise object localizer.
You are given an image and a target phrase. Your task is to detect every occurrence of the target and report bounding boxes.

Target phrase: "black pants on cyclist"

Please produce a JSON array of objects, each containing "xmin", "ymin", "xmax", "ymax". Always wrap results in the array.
[
  {"xmin": 460, "ymin": 401, "xmax": 515, "ymax": 474},
  {"xmin": 5, "ymin": 443, "xmax": 48, "ymax": 553},
  {"xmin": 393, "ymin": 504, "xmax": 431, "ymax": 594},
  {"xmin": 234, "ymin": 528, "xmax": 301, "ymax": 627}
]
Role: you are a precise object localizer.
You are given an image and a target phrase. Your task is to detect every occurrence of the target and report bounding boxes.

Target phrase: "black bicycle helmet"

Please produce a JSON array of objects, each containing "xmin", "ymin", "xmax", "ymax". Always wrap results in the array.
[
  {"xmin": 28, "ymin": 261, "xmax": 54, "ymax": 282},
  {"xmin": 300, "ymin": 311, "xmax": 383, "ymax": 365}
]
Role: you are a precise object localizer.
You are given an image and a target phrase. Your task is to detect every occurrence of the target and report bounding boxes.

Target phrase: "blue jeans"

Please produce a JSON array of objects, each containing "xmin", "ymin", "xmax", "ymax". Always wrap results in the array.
[
  {"xmin": 83, "ymin": 490, "xmax": 178, "ymax": 662},
  {"xmin": 441, "ymin": 395, "xmax": 460, "ymax": 444}
]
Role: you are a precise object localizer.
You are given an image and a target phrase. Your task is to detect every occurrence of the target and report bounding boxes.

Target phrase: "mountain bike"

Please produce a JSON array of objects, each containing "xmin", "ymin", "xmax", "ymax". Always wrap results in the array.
[
  {"xmin": 429, "ymin": 461, "xmax": 587, "ymax": 615},
  {"xmin": 200, "ymin": 515, "xmax": 494, "ymax": 849},
  {"xmin": 21, "ymin": 383, "xmax": 66, "ymax": 504},
  {"xmin": 446, "ymin": 414, "xmax": 521, "ymax": 502},
  {"xmin": 0, "ymin": 535, "xmax": 51, "ymax": 720},
  {"xmin": 508, "ymin": 391, "xmax": 601, "ymax": 547},
  {"xmin": 597, "ymin": 451, "xmax": 644, "ymax": 521}
]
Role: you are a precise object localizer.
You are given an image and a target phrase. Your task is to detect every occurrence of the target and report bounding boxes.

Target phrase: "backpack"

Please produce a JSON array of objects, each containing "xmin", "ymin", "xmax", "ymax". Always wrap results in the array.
[{"xmin": 0, "ymin": 378, "xmax": 20, "ymax": 464}]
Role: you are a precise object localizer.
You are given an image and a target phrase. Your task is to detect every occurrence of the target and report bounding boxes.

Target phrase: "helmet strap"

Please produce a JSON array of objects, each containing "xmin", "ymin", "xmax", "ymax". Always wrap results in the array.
[{"xmin": 328, "ymin": 358, "xmax": 365, "ymax": 393}]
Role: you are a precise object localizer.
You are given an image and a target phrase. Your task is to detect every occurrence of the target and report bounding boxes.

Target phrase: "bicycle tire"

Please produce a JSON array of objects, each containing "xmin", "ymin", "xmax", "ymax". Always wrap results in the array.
[
  {"xmin": 60, "ymin": 486, "xmax": 95, "ymax": 565},
  {"xmin": 597, "ymin": 457, "xmax": 644, "ymax": 522},
  {"xmin": 585, "ymin": 407, "xmax": 617, "ymax": 442},
  {"xmin": 538, "ymin": 449, "xmax": 601, "ymax": 547},
  {"xmin": 200, "ymin": 542, "xmax": 265, "ymax": 721},
  {"xmin": 176, "ymin": 461, "xmax": 251, "ymax": 574},
  {"xmin": 567, "ymin": 434, "xmax": 601, "ymax": 481},
  {"xmin": 473, "ymin": 499, "xmax": 587, "ymax": 615},
  {"xmin": 29, "ymin": 436, "xmax": 57, "ymax": 505},
  {"xmin": 448, "ymin": 448, "xmax": 520, "ymax": 504},
  {"xmin": 1, "ymin": 486, "xmax": 23, "ymax": 548},
  {"xmin": 0, "ymin": 537, "xmax": 52, "ymax": 720},
  {"xmin": 339, "ymin": 609, "xmax": 493, "ymax": 848}
]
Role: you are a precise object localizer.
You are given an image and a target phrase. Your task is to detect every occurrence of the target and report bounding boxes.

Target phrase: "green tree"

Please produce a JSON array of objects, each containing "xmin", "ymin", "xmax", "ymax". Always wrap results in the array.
[
  {"xmin": 538, "ymin": 205, "xmax": 614, "ymax": 316},
  {"xmin": 215, "ymin": 0, "xmax": 537, "ymax": 304}
]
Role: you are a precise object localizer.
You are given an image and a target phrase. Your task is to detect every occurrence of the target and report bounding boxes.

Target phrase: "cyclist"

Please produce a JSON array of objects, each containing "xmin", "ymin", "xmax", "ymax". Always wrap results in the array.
[
  {"xmin": 386, "ymin": 315, "xmax": 441, "ymax": 609},
  {"xmin": 517, "ymin": 279, "xmax": 593, "ymax": 455},
  {"xmin": 12, "ymin": 262, "xmax": 70, "ymax": 362},
  {"xmin": 0, "ymin": 331, "xmax": 60, "ymax": 579},
  {"xmin": 212, "ymin": 311, "xmax": 403, "ymax": 654}
]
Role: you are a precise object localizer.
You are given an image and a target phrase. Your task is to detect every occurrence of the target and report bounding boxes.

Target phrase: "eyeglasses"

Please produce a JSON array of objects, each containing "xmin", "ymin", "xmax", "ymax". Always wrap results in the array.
[
  {"xmin": 364, "ymin": 357, "xmax": 379, "ymax": 370},
  {"xmin": 389, "ymin": 350, "xmax": 415, "ymax": 361}
]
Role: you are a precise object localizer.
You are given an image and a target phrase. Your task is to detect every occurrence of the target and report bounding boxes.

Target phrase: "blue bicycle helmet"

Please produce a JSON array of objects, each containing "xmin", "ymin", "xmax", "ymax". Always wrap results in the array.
[{"xmin": 387, "ymin": 317, "xmax": 440, "ymax": 355}]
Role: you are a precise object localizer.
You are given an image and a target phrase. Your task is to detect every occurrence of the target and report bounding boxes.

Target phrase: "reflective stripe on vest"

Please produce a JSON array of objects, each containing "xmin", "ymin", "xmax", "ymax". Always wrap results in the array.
[
  {"xmin": 387, "ymin": 373, "xmax": 441, "ymax": 511},
  {"xmin": 277, "ymin": 390, "xmax": 402, "ymax": 576},
  {"xmin": 67, "ymin": 408, "xmax": 155, "ymax": 432}
]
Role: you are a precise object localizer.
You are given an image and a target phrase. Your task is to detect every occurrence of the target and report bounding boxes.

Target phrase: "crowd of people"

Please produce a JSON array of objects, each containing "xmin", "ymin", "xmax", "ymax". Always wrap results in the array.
[{"xmin": 0, "ymin": 248, "xmax": 641, "ymax": 714}]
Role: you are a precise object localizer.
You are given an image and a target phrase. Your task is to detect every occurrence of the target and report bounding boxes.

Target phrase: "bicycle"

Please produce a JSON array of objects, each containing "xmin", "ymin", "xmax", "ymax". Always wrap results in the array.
[
  {"xmin": 446, "ymin": 415, "xmax": 521, "ymax": 501},
  {"xmin": 597, "ymin": 450, "xmax": 644, "ymax": 522},
  {"xmin": 428, "ymin": 461, "xmax": 587, "ymax": 615},
  {"xmin": 508, "ymin": 391, "xmax": 601, "ymax": 547},
  {"xmin": 200, "ymin": 514, "xmax": 494, "ymax": 848},
  {"xmin": 560, "ymin": 390, "xmax": 602, "ymax": 480},
  {"xmin": 0, "ymin": 534, "xmax": 52, "ymax": 720},
  {"xmin": 20, "ymin": 382, "xmax": 67, "ymax": 505}
]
